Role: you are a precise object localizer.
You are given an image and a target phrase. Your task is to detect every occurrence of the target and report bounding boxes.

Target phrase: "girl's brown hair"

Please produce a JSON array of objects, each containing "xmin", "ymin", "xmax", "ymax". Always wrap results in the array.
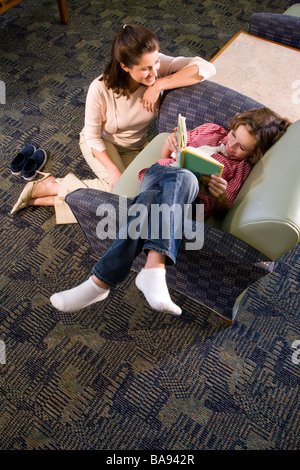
[
  {"xmin": 228, "ymin": 107, "xmax": 291, "ymax": 164},
  {"xmin": 102, "ymin": 24, "xmax": 160, "ymax": 98}
]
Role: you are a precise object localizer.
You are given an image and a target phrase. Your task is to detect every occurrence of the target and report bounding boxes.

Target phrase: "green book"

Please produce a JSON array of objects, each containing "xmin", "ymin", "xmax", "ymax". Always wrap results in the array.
[{"xmin": 177, "ymin": 114, "xmax": 224, "ymax": 194}]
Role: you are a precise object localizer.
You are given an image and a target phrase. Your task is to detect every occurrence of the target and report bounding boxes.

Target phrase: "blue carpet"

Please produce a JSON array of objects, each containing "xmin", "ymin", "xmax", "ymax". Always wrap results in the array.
[{"xmin": 0, "ymin": 0, "xmax": 299, "ymax": 451}]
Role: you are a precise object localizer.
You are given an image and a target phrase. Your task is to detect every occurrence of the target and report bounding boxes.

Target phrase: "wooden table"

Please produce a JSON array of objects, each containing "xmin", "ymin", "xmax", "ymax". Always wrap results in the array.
[
  {"xmin": 210, "ymin": 31, "xmax": 300, "ymax": 122},
  {"xmin": 0, "ymin": 0, "xmax": 69, "ymax": 24}
]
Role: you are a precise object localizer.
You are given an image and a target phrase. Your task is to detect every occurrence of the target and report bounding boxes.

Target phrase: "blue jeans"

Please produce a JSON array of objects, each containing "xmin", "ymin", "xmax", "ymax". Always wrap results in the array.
[{"xmin": 92, "ymin": 164, "xmax": 199, "ymax": 287}]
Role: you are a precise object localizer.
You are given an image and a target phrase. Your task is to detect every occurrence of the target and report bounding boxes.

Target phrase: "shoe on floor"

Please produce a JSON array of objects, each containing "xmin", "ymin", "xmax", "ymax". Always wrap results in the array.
[
  {"xmin": 22, "ymin": 149, "xmax": 47, "ymax": 181},
  {"xmin": 10, "ymin": 145, "xmax": 37, "ymax": 175},
  {"xmin": 10, "ymin": 171, "xmax": 52, "ymax": 215}
]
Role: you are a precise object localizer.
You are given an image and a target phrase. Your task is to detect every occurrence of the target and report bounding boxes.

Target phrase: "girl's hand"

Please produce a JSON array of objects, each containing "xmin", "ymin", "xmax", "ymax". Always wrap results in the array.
[
  {"xmin": 142, "ymin": 85, "xmax": 161, "ymax": 113},
  {"xmin": 165, "ymin": 130, "xmax": 178, "ymax": 153},
  {"xmin": 208, "ymin": 175, "xmax": 227, "ymax": 202},
  {"xmin": 161, "ymin": 129, "xmax": 178, "ymax": 158}
]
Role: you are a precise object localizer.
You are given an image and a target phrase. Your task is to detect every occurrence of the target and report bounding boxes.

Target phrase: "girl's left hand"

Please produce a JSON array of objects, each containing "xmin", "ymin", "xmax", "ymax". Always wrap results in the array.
[
  {"xmin": 208, "ymin": 175, "xmax": 227, "ymax": 202},
  {"xmin": 142, "ymin": 85, "xmax": 161, "ymax": 113}
]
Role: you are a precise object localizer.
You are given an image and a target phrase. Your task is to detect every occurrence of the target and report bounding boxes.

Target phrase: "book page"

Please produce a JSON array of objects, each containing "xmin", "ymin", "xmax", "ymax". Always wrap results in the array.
[{"xmin": 178, "ymin": 114, "xmax": 187, "ymax": 148}]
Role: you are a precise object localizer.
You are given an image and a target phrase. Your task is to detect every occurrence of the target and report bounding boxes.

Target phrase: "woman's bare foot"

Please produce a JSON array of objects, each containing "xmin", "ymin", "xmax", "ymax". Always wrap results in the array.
[{"xmin": 31, "ymin": 176, "xmax": 59, "ymax": 198}]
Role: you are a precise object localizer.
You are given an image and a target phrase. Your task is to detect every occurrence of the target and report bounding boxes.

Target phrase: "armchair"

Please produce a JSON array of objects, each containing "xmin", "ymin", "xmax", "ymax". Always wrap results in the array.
[
  {"xmin": 65, "ymin": 81, "xmax": 300, "ymax": 324},
  {"xmin": 249, "ymin": 1, "xmax": 300, "ymax": 49}
]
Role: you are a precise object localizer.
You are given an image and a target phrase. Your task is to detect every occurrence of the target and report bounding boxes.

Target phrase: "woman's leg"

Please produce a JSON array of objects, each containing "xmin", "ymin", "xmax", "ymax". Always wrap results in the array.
[
  {"xmin": 79, "ymin": 130, "xmax": 126, "ymax": 179},
  {"xmin": 30, "ymin": 173, "xmax": 111, "ymax": 224},
  {"xmin": 28, "ymin": 176, "xmax": 60, "ymax": 206}
]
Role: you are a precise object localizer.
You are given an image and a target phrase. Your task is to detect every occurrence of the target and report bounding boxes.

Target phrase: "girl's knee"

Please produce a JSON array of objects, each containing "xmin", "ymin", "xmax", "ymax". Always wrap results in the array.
[{"xmin": 179, "ymin": 169, "xmax": 199, "ymax": 192}]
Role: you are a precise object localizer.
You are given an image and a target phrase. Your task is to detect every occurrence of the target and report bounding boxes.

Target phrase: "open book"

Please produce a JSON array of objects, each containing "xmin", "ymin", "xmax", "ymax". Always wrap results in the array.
[{"xmin": 175, "ymin": 114, "xmax": 224, "ymax": 194}]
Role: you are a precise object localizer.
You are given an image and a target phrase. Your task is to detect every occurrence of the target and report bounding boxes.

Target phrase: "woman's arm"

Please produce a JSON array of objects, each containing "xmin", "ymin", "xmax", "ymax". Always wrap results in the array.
[
  {"xmin": 84, "ymin": 80, "xmax": 122, "ymax": 188},
  {"xmin": 84, "ymin": 79, "xmax": 109, "ymax": 153},
  {"xmin": 143, "ymin": 55, "xmax": 216, "ymax": 111},
  {"xmin": 91, "ymin": 147, "xmax": 122, "ymax": 189},
  {"xmin": 143, "ymin": 65, "xmax": 201, "ymax": 110}
]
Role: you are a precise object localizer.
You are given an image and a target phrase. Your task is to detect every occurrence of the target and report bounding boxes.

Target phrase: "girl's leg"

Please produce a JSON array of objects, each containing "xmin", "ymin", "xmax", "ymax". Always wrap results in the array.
[
  {"xmin": 135, "ymin": 250, "xmax": 182, "ymax": 316},
  {"xmin": 50, "ymin": 166, "xmax": 198, "ymax": 315},
  {"xmin": 50, "ymin": 249, "xmax": 181, "ymax": 316}
]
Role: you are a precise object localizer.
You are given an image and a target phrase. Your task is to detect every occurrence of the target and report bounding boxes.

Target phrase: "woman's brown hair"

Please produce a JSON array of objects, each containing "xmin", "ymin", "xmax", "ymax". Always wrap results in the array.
[
  {"xmin": 228, "ymin": 107, "xmax": 291, "ymax": 164},
  {"xmin": 102, "ymin": 24, "xmax": 160, "ymax": 98}
]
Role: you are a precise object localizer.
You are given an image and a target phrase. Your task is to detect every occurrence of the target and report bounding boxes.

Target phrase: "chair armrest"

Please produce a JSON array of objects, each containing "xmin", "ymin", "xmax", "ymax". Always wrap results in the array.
[
  {"xmin": 158, "ymin": 80, "xmax": 264, "ymax": 133},
  {"xmin": 249, "ymin": 13, "xmax": 300, "ymax": 49},
  {"xmin": 65, "ymin": 188, "xmax": 274, "ymax": 321}
]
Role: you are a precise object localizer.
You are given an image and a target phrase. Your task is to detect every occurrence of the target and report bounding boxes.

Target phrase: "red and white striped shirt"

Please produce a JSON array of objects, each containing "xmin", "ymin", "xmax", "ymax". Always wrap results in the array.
[{"xmin": 138, "ymin": 123, "xmax": 253, "ymax": 219}]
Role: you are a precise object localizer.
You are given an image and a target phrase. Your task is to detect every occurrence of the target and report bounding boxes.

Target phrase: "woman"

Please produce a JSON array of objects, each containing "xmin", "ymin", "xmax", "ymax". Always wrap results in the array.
[
  {"xmin": 11, "ymin": 24, "xmax": 215, "ymax": 223},
  {"xmin": 80, "ymin": 23, "xmax": 215, "ymax": 188},
  {"xmin": 49, "ymin": 107, "xmax": 290, "ymax": 316}
]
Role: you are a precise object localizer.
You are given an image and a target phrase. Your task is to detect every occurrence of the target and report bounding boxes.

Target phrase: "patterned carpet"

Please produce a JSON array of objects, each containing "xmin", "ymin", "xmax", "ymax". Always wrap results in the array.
[{"xmin": 0, "ymin": 0, "xmax": 299, "ymax": 451}]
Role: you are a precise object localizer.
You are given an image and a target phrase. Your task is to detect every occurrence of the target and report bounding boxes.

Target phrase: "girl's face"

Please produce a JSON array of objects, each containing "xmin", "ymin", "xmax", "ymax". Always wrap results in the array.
[
  {"xmin": 121, "ymin": 49, "xmax": 160, "ymax": 89},
  {"xmin": 225, "ymin": 125, "xmax": 257, "ymax": 160}
]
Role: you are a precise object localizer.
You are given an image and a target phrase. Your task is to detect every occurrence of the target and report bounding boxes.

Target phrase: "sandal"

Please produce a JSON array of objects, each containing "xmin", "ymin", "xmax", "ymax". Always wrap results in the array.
[{"xmin": 10, "ymin": 171, "xmax": 52, "ymax": 215}]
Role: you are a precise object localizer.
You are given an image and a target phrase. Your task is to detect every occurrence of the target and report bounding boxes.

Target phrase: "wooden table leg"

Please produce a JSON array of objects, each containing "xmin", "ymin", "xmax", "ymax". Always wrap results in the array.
[{"xmin": 57, "ymin": 0, "xmax": 69, "ymax": 24}]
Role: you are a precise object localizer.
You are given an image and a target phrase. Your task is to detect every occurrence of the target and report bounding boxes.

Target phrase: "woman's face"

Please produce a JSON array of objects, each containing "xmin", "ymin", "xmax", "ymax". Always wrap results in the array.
[
  {"xmin": 225, "ymin": 124, "xmax": 257, "ymax": 160},
  {"xmin": 121, "ymin": 49, "xmax": 160, "ymax": 89}
]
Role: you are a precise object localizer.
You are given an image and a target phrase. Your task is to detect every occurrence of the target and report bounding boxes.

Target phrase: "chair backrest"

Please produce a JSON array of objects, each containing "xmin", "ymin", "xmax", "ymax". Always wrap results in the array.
[{"xmin": 158, "ymin": 80, "xmax": 264, "ymax": 133}]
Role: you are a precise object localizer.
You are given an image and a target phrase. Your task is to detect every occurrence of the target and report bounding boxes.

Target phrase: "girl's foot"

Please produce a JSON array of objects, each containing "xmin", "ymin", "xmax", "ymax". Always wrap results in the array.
[
  {"xmin": 50, "ymin": 276, "xmax": 110, "ymax": 312},
  {"xmin": 135, "ymin": 268, "xmax": 181, "ymax": 316}
]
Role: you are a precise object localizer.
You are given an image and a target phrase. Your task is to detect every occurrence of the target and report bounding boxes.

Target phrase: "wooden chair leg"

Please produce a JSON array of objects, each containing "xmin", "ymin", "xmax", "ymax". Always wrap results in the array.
[
  {"xmin": 0, "ymin": 0, "xmax": 24, "ymax": 14},
  {"xmin": 221, "ymin": 317, "xmax": 234, "ymax": 326},
  {"xmin": 57, "ymin": 0, "xmax": 69, "ymax": 24}
]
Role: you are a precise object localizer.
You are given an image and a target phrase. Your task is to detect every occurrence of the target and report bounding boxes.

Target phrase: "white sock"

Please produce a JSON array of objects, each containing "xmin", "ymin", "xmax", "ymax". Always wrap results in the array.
[
  {"xmin": 135, "ymin": 268, "xmax": 182, "ymax": 316},
  {"xmin": 50, "ymin": 276, "xmax": 110, "ymax": 312}
]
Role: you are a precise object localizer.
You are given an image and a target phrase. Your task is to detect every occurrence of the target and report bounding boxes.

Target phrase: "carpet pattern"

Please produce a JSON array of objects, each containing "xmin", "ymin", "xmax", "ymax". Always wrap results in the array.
[{"xmin": 0, "ymin": 0, "xmax": 299, "ymax": 451}]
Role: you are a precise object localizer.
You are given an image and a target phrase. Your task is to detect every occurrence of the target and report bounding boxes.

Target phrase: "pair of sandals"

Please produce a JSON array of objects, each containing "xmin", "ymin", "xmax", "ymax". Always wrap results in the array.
[{"xmin": 10, "ymin": 145, "xmax": 51, "ymax": 215}]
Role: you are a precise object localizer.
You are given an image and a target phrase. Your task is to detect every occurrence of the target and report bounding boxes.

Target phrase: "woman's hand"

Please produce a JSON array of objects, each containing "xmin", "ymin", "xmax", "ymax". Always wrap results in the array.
[
  {"xmin": 91, "ymin": 148, "xmax": 123, "ymax": 190},
  {"xmin": 109, "ymin": 166, "xmax": 123, "ymax": 190},
  {"xmin": 142, "ymin": 84, "xmax": 161, "ymax": 113}
]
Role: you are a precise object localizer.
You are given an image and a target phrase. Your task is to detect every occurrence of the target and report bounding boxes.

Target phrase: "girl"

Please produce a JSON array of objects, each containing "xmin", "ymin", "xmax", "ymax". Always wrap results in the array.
[{"xmin": 49, "ymin": 107, "xmax": 290, "ymax": 315}]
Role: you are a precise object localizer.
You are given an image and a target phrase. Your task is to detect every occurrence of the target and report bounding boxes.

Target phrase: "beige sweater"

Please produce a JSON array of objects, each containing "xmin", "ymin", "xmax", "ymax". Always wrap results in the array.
[{"xmin": 83, "ymin": 53, "xmax": 216, "ymax": 153}]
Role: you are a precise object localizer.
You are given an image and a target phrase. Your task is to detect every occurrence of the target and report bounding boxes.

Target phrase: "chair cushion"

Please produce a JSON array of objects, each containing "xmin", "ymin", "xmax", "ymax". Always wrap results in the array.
[{"xmin": 284, "ymin": 4, "xmax": 300, "ymax": 17}]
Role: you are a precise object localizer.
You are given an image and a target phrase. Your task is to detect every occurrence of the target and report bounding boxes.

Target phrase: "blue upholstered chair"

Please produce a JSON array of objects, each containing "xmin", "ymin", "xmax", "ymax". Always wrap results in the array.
[
  {"xmin": 65, "ymin": 80, "xmax": 300, "ymax": 325},
  {"xmin": 249, "ymin": 1, "xmax": 300, "ymax": 49}
]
